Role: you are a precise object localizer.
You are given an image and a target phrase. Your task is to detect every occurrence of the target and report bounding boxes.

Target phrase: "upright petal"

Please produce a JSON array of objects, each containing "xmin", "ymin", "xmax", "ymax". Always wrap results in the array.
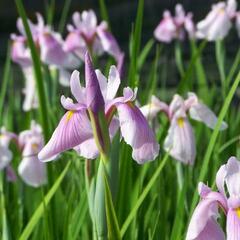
[
  {"xmin": 140, "ymin": 95, "xmax": 169, "ymax": 121},
  {"xmin": 164, "ymin": 117, "xmax": 196, "ymax": 165},
  {"xmin": 38, "ymin": 109, "xmax": 92, "ymax": 161},
  {"xmin": 225, "ymin": 157, "xmax": 240, "ymax": 198},
  {"xmin": 85, "ymin": 52, "xmax": 105, "ymax": 114},
  {"xmin": 154, "ymin": 11, "xmax": 176, "ymax": 43},
  {"xmin": 70, "ymin": 70, "xmax": 85, "ymax": 104},
  {"xmin": 117, "ymin": 103, "xmax": 159, "ymax": 164},
  {"xmin": 22, "ymin": 67, "xmax": 38, "ymax": 111},
  {"xmin": 106, "ymin": 66, "xmax": 121, "ymax": 101}
]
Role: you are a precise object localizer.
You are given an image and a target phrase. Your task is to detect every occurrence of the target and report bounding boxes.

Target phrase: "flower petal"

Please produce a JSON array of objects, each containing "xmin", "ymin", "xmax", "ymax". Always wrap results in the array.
[
  {"xmin": 18, "ymin": 156, "xmax": 47, "ymax": 187},
  {"xmin": 106, "ymin": 66, "xmax": 121, "ymax": 101},
  {"xmin": 186, "ymin": 187, "xmax": 225, "ymax": 240},
  {"xmin": 117, "ymin": 103, "xmax": 159, "ymax": 163},
  {"xmin": 225, "ymin": 157, "xmax": 240, "ymax": 198},
  {"xmin": 38, "ymin": 109, "xmax": 92, "ymax": 161},
  {"xmin": 85, "ymin": 52, "xmax": 105, "ymax": 114},
  {"xmin": 189, "ymin": 102, "xmax": 227, "ymax": 130},
  {"xmin": 226, "ymin": 208, "xmax": 240, "ymax": 240},
  {"xmin": 164, "ymin": 117, "xmax": 196, "ymax": 165},
  {"xmin": 70, "ymin": 70, "xmax": 86, "ymax": 104}
]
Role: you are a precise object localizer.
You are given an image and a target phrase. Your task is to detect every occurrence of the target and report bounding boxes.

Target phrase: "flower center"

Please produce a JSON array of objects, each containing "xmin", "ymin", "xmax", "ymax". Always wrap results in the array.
[{"xmin": 177, "ymin": 117, "xmax": 184, "ymax": 128}]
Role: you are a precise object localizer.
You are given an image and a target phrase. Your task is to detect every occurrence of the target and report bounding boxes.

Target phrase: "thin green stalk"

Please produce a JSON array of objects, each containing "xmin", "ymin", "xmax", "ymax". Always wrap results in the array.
[
  {"xmin": 189, "ymin": 71, "xmax": 240, "ymax": 217},
  {"xmin": 58, "ymin": 0, "xmax": 72, "ymax": 33},
  {"xmin": 175, "ymin": 41, "xmax": 185, "ymax": 78},
  {"xmin": 0, "ymin": 43, "xmax": 11, "ymax": 125},
  {"xmin": 98, "ymin": 0, "xmax": 110, "ymax": 29},
  {"xmin": 0, "ymin": 173, "xmax": 9, "ymax": 240},
  {"xmin": 215, "ymin": 40, "xmax": 226, "ymax": 97},
  {"xmin": 15, "ymin": 0, "xmax": 50, "ymax": 141},
  {"xmin": 120, "ymin": 154, "xmax": 169, "ymax": 237}
]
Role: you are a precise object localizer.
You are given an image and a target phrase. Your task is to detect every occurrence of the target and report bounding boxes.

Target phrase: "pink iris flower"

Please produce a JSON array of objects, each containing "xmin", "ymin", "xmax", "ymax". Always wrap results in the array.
[
  {"xmin": 154, "ymin": 4, "xmax": 195, "ymax": 43},
  {"xmin": 186, "ymin": 156, "xmax": 240, "ymax": 240},
  {"xmin": 196, "ymin": 0, "xmax": 237, "ymax": 41},
  {"xmin": 141, "ymin": 93, "xmax": 227, "ymax": 165},
  {"xmin": 18, "ymin": 121, "xmax": 47, "ymax": 187},
  {"xmin": 38, "ymin": 52, "xmax": 159, "ymax": 164},
  {"xmin": 63, "ymin": 10, "xmax": 124, "ymax": 75},
  {"xmin": 11, "ymin": 13, "xmax": 80, "ymax": 111},
  {"xmin": 0, "ymin": 127, "xmax": 17, "ymax": 181}
]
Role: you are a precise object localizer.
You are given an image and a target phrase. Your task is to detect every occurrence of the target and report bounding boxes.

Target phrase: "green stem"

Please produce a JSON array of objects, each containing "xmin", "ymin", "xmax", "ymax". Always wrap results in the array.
[{"xmin": 15, "ymin": 0, "xmax": 50, "ymax": 141}]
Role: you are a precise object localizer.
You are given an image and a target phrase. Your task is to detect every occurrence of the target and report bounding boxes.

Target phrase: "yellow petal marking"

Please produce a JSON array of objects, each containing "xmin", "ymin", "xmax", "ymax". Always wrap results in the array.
[
  {"xmin": 66, "ymin": 111, "xmax": 74, "ymax": 123},
  {"xmin": 177, "ymin": 117, "xmax": 185, "ymax": 128},
  {"xmin": 236, "ymin": 207, "xmax": 240, "ymax": 219}
]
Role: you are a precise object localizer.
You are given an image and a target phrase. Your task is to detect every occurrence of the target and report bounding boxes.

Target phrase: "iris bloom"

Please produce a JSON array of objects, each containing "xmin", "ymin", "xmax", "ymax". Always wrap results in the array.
[
  {"xmin": 186, "ymin": 156, "xmax": 240, "ymax": 240},
  {"xmin": 18, "ymin": 121, "xmax": 47, "ymax": 187},
  {"xmin": 39, "ymin": 52, "xmax": 159, "ymax": 164},
  {"xmin": 11, "ymin": 13, "xmax": 80, "ymax": 110},
  {"xmin": 196, "ymin": 0, "xmax": 237, "ymax": 41},
  {"xmin": 0, "ymin": 127, "xmax": 17, "ymax": 181},
  {"xmin": 64, "ymin": 10, "xmax": 124, "ymax": 74},
  {"xmin": 154, "ymin": 4, "xmax": 195, "ymax": 43},
  {"xmin": 141, "ymin": 93, "xmax": 227, "ymax": 165}
]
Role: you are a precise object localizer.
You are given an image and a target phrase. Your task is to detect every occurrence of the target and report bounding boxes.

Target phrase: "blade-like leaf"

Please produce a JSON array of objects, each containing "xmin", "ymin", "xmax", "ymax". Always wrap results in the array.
[
  {"xmin": 15, "ymin": 0, "xmax": 50, "ymax": 141},
  {"xmin": 120, "ymin": 154, "xmax": 169, "ymax": 237},
  {"xmin": 19, "ymin": 162, "xmax": 71, "ymax": 240},
  {"xmin": 104, "ymin": 173, "xmax": 121, "ymax": 240}
]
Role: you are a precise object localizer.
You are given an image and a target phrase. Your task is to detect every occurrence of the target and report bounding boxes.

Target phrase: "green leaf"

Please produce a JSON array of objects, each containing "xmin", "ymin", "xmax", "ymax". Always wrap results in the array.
[
  {"xmin": 58, "ymin": 0, "xmax": 72, "ymax": 33},
  {"xmin": 120, "ymin": 154, "xmax": 169, "ymax": 237},
  {"xmin": 19, "ymin": 162, "xmax": 71, "ymax": 240},
  {"xmin": 15, "ymin": 0, "xmax": 50, "ymax": 141},
  {"xmin": 0, "ymin": 43, "xmax": 11, "ymax": 125},
  {"xmin": 128, "ymin": 0, "xmax": 144, "ymax": 87},
  {"xmin": 104, "ymin": 173, "xmax": 121, "ymax": 240},
  {"xmin": 99, "ymin": 0, "xmax": 110, "ymax": 29},
  {"xmin": 137, "ymin": 38, "xmax": 154, "ymax": 70}
]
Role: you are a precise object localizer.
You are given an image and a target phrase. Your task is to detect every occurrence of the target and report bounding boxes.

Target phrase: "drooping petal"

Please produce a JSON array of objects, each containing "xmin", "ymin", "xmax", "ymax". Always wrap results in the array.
[
  {"xmin": 164, "ymin": 117, "xmax": 196, "ymax": 165},
  {"xmin": 226, "ymin": 208, "xmax": 240, "ymax": 240},
  {"xmin": 38, "ymin": 109, "xmax": 92, "ymax": 161},
  {"xmin": 186, "ymin": 184, "xmax": 226, "ymax": 240},
  {"xmin": 117, "ymin": 103, "xmax": 159, "ymax": 164},
  {"xmin": 186, "ymin": 92, "xmax": 227, "ymax": 130},
  {"xmin": 189, "ymin": 102, "xmax": 227, "ymax": 130},
  {"xmin": 18, "ymin": 155, "xmax": 47, "ymax": 187},
  {"xmin": 74, "ymin": 116, "xmax": 119, "ymax": 159},
  {"xmin": 85, "ymin": 52, "xmax": 105, "ymax": 114}
]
